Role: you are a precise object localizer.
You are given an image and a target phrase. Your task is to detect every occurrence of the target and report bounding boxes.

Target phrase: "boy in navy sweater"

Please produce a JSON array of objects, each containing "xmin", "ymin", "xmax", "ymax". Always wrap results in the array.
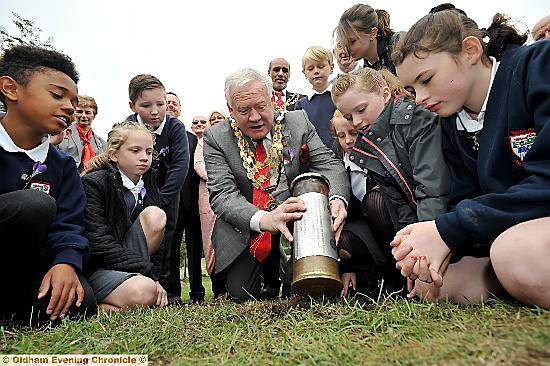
[
  {"xmin": 294, "ymin": 46, "xmax": 337, "ymax": 152},
  {"xmin": 0, "ymin": 45, "xmax": 97, "ymax": 323},
  {"xmin": 126, "ymin": 75, "xmax": 189, "ymax": 300}
]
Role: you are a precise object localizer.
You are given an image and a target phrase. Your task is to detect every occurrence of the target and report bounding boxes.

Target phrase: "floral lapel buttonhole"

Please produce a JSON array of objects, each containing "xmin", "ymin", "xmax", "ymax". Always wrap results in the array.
[
  {"xmin": 159, "ymin": 146, "xmax": 170, "ymax": 156},
  {"xmin": 22, "ymin": 162, "xmax": 48, "ymax": 189},
  {"xmin": 299, "ymin": 144, "xmax": 310, "ymax": 165}
]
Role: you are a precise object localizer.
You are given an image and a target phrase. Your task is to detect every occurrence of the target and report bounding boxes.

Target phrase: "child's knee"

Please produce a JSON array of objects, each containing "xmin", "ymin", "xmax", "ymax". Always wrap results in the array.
[
  {"xmin": 338, "ymin": 249, "xmax": 352, "ymax": 259},
  {"xmin": 126, "ymin": 276, "xmax": 157, "ymax": 307},
  {"xmin": 491, "ymin": 223, "xmax": 535, "ymax": 281},
  {"xmin": 226, "ymin": 279, "xmax": 260, "ymax": 303},
  {"xmin": 140, "ymin": 206, "xmax": 166, "ymax": 232},
  {"xmin": 227, "ymin": 287, "xmax": 258, "ymax": 303},
  {"xmin": 491, "ymin": 222, "xmax": 550, "ymax": 307},
  {"xmin": 337, "ymin": 229, "xmax": 369, "ymax": 260},
  {"xmin": 8, "ymin": 190, "xmax": 56, "ymax": 227}
]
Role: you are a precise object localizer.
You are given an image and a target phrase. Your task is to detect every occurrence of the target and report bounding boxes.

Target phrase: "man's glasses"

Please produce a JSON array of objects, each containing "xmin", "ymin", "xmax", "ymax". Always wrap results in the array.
[
  {"xmin": 209, "ymin": 115, "xmax": 225, "ymax": 122},
  {"xmin": 272, "ymin": 67, "xmax": 289, "ymax": 73},
  {"xmin": 192, "ymin": 120, "xmax": 207, "ymax": 125}
]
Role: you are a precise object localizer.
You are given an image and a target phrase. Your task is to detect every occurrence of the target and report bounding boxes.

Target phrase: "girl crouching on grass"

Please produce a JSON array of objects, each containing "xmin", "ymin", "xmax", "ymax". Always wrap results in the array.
[
  {"xmin": 82, "ymin": 121, "xmax": 168, "ymax": 311},
  {"xmin": 391, "ymin": 11, "xmax": 550, "ymax": 308},
  {"xmin": 331, "ymin": 68, "xmax": 450, "ymax": 298}
]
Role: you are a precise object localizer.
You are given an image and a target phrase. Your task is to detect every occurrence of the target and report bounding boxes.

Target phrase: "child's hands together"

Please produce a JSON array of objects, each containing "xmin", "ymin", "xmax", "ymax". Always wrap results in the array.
[
  {"xmin": 38, "ymin": 263, "xmax": 84, "ymax": 321},
  {"xmin": 390, "ymin": 220, "xmax": 451, "ymax": 287}
]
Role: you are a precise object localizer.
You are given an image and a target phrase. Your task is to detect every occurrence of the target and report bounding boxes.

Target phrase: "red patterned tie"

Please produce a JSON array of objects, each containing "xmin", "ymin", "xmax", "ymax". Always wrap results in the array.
[
  {"xmin": 250, "ymin": 140, "xmax": 272, "ymax": 262},
  {"xmin": 273, "ymin": 91, "xmax": 284, "ymax": 108}
]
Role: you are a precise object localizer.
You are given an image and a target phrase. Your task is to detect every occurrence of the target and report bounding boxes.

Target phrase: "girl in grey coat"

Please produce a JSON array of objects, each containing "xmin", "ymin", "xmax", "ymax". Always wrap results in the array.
[{"xmin": 331, "ymin": 67, "xmax": 450, "ymax": 297}]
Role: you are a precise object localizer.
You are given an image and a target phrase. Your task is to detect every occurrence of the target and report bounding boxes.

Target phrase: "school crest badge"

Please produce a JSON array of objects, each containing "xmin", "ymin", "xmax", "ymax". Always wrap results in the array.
[
  {"xmin": 509, "ymin": 129, "xmax": 536, "ymax": 161},
  {"xmin": 30, "ymin": 181, "xmax": 51, "ymax": 194}
]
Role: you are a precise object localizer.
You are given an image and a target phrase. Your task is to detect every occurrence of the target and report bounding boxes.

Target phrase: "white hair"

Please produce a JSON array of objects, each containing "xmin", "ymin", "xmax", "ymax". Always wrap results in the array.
[{"xmin": 224, "ymin": 68, "xmax": 273, "ymax": 108}]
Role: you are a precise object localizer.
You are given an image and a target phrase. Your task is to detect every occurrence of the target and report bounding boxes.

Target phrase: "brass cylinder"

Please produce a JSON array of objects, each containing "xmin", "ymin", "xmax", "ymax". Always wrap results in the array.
[{"xmin": 290, "ymin": 173, "xmax": 342, "ymax": 298}]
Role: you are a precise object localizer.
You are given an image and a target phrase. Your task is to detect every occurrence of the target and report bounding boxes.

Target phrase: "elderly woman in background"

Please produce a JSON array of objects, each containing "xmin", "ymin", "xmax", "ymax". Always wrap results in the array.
[
  {"xmin": 59, "ymin": 95, "xmax": 106, "ymax": 172},
  {"xmin": 208, "ymin": 110, "xmax": 226, "ymax": 126},
  {"xmin": 194, "ymin": 109, "xmax": 227, "ymax": 300}
]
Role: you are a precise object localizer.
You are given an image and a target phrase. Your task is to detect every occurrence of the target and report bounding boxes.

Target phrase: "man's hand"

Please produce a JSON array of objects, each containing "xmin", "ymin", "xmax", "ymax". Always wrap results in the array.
[
  {"xmin": 38, "ymin": 263, "xmax": 84, "ymax": 321},
  {"xmin": 259, "ymin": 197, "xmax": 306, "ymax": 242},
  {"xmin": 330, "ymin": 198, "xmax": 347, "ymax": 243}
]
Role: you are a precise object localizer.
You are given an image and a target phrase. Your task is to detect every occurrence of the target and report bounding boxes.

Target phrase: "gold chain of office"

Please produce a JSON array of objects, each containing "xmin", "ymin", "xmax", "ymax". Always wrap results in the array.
[
  {"xmin": 274, "ymin": 92, "xmax": 301, "ymax": 112},
  {"xmin": 231, "ymin": 111, "xmax": 286, "ymax": 190}
]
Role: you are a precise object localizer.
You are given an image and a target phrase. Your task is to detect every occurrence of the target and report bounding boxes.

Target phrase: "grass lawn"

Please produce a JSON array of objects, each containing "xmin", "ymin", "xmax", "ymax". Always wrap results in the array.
[{"xmin": 1, "ymin": 267, "xmax": 549, "ymax": 365}]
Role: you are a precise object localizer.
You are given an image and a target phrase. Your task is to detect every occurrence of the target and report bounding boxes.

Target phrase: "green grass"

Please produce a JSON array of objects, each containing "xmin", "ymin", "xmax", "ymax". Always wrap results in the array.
[{"xmin": 2, "ymin": 274, "xmax": 549, "ymax": 366}]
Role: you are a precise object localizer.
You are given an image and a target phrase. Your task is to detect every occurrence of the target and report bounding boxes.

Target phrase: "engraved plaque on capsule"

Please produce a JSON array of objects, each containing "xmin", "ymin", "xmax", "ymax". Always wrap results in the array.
[{"xmin": 290, "ymin": 173, "xmax": 342, "ymax": 298}]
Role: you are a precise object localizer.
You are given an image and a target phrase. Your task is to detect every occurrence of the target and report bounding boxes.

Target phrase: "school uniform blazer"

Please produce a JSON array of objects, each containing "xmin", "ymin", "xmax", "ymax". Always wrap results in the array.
[
  {"xmin": 180, "ymin": 131, "xmax": 200, "ymax": 214},
  {"xmin": 203, "ymin": 110, "xmax": 350, "ymax": 273},
  {"xmin": 58, "ymin": 123, "xmax": 106, "ymax": 167}
]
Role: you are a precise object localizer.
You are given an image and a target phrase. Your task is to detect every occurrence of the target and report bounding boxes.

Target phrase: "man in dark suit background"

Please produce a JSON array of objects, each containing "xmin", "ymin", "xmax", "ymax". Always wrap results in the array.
[
  {"xmin": 268, "ymin": 58, "xmax": 305, "ymax": 112},
  {"xmin": 166, "ymin": 92, "xmax": 205, "ymax": 304},
  {"xmin": 204, "ymin": 68, "xmax": 349, "ymax": 302}
]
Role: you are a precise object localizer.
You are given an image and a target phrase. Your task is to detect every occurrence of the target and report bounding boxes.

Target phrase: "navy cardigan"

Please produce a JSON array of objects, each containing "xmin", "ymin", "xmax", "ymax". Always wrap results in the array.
[
  {"xmin": 436, "ymin": 41, "xmax": 550, "ymax": 252},
  {"xmin": 0, "ymin": 145, "xmax": 89, "ymax": 271},
  {"xmin": 294, "ymin": 92, "xmax": 337, "ymax": 152}
]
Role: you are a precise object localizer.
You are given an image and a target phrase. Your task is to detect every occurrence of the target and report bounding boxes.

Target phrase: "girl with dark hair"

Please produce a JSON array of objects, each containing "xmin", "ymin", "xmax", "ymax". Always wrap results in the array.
[{"xmin": 392, "ymin": 11, "xmax": 550, "ymax": 308}]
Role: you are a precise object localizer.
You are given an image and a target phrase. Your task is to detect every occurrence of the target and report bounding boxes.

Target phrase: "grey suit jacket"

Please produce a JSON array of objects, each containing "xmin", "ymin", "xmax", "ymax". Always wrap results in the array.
[
  {"xmin": 58, "ymin": 123, "xmax": 107, "ymax": 167},
  {"xmin": 204, "ymin": 110, "xmax": 350, "ymax": 273}
]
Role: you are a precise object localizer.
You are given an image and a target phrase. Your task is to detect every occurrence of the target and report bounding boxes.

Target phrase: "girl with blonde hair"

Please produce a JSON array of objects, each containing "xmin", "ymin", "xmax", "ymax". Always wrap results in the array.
[
  {"xmin": 331, "ymin": 67, "xmax": 450, "ymax": 297},
  {"xmin": 82, "ymin": 121, "xmax": 168, "ymax": 311}
]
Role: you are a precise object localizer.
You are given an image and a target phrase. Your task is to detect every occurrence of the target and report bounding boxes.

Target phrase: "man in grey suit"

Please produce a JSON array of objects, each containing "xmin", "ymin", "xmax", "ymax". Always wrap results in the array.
[{"xmin": 204, "ymin": 68, "xmax": 349, "ymax": 302}]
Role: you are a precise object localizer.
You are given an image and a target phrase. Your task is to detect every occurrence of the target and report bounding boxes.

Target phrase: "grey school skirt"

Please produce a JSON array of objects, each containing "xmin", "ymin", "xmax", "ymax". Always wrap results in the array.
[{"xmin": 87, "ymin": 218, "xmax": 150, "ymax": 302}]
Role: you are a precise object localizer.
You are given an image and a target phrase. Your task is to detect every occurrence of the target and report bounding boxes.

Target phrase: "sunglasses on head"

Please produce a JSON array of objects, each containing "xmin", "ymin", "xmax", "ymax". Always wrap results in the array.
[
  {"xmin": 272, "ymin": 66, "xmax": 289, "ymax": 73},
  {"xmin": 192, "ymin": 120, "xmax": 207, "ymax": 125}
]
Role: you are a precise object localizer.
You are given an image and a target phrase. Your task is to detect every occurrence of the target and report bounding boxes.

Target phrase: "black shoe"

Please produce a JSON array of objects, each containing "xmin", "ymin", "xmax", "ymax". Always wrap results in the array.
[
  {"xmin": 214, "ymin": 292, "xmax": 228, "ymax": 302},
  {"xmin": 167, "ymin": 297, "xmax": 184, "ymax": 306},
  {"xmin": 259, "ymin": 285, "xmax": 280, "ymax": 300},
  {"xmin": 189, "ymin": 296, "xmax": 205, "ymax": 304},
  {"xmin": 189, "ymin": 291, "xmax": 205, "ymax": 303},
  {"xmin": 281, "ymin": 283, "xmax": 292, "ymax": 299}
]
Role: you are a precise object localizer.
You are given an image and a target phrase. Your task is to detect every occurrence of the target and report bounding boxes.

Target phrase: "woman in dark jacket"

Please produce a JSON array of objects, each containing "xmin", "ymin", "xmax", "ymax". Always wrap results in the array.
[{"xmin": 82, "ymin": 121, "xmax": 167, "ymax": 311}]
